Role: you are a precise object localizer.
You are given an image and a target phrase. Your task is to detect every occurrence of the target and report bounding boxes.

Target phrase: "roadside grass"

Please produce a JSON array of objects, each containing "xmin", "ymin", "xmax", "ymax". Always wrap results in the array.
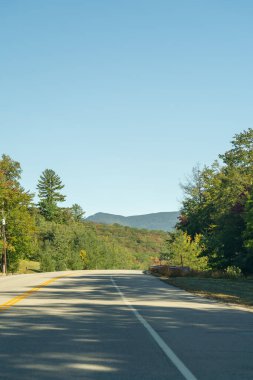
[
  {"xmin": 163, "ymin": 277, "xmax": 253, "ymax": 307},
  {"xmin": 17, "ymin": 260, "xmax": 41, "ymax": 274}
]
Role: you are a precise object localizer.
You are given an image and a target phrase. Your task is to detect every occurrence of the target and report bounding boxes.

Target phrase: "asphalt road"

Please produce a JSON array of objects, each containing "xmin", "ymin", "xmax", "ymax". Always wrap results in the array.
[{"xmin": 0, "ymin": 270, "xmax": 252, "ymax": 380}]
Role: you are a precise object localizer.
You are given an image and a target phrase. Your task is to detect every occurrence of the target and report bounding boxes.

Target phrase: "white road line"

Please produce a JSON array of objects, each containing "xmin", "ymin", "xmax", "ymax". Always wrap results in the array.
[{"xmin": 111, "ymin": 277, "xmax": 198, "ymax": 380}]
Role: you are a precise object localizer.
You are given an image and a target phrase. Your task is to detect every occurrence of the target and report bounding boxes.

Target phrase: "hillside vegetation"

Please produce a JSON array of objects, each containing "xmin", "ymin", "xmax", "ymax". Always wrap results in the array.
[
  {"xmin": 0, "ymin": 156, "xmax": 167, "ymax": 274},
  {"xmin": 160, "ymin": 128, "xmax": 253, "ymax": 275},
  {"xmin": 2, "ymin": 128, "xmax": 253, "ymax": 276},
  {"xmin": 92, "ymin": 222, "xmax": 167, "ymax": 267},
  {"xmin": 37, "ymin": 219, "xmax": 167, "ymax": 272}
]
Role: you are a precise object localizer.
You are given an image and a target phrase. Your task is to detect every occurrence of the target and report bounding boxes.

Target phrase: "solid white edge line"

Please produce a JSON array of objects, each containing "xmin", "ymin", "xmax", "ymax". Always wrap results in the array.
[{"xmin": 111, "ymin": 277, "xmax": 198, "ymax": 380}]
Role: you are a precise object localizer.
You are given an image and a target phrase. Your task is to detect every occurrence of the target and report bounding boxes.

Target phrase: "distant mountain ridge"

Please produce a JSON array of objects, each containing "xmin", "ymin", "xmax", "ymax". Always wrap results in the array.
[{"xmin": 87, "ymin": 211, "xmax": 180, "ymax": 231}]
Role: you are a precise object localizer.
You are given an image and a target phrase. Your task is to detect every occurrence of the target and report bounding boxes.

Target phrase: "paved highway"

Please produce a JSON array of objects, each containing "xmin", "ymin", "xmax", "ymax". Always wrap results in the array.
[{"xmin": 0, "ymin": 270, "xmax": 252, "ymax": 379}]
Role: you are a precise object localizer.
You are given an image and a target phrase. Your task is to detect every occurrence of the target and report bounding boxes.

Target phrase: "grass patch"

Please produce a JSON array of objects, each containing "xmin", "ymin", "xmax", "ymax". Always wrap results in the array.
[
  {"xmin": 17, "ymin": 260, "xmax": 41, "ymax": 274},
  {"xmin": 163, "ymin": 277, "xmax": 253, "ymax": 307}
]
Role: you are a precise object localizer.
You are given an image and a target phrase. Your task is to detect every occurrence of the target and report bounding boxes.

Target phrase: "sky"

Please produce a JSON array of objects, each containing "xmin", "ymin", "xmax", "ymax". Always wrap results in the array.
[{"xmin": 0, "ymin": 0, "xmax": 253, "ymax": 216}]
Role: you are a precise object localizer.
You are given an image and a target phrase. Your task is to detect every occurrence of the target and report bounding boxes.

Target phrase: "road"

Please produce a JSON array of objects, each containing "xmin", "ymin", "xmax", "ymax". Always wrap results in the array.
[{"xmin": 0, "ymin": 270, "xmax": 252, "ymax": 380}]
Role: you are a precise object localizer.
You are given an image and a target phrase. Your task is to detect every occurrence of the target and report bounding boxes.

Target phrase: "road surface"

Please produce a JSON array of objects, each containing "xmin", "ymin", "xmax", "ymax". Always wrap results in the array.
[{"xmin": 0, "ymin": 270, "xmax": 252, "ymax": 379}]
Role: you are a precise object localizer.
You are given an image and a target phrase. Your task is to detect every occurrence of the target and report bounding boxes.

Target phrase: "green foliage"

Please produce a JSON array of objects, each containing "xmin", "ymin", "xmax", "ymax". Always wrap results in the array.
[
  {"xmin": 4, "ymin": 128, "xmax": 253, "ymax": 275},
  {"xmin": 0, "ymin": 155, "xmax": 37, "ymax": 272},
  {"xmin": 225, "ymin": 266, "xmax": 242, "ymax": 279},
  {"xmin": 179, "ymin": 128, "xmax": 253, "ymax": 273},
  {"xmin": 37, "ymin": 169, "xmax": 66, "ymax": 221},
  {"xmin": 71, "ymin": 204, "xmax": 85, "ymax": 221},
  {"xmin": 161, "ymin": 230, "xmax": 208, "ymax": 270},
  {"xmin": 37, "ymin": 220, "xmax": 166, "ymax": 272},
  {"xmin": 242, "ymin": 192, "xmax": 253, "ymax": 271},
  {"xmin": 40, "ymin": 253, "xmax": 55, "ymax": 272},
  {"xmin": 219, "ymin": 128, "xmax": 253, "ymax": 172},
  {"xmin": 92, "ymin": 223, "xmax": 167, "ymax": 269},
  {"xmin": 0, "ymin": 155, "xmax": 167, "ymax": 273}
]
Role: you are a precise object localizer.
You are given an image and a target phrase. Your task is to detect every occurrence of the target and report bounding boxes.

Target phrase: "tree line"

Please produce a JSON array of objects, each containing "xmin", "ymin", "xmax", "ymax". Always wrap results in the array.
[
  {"xmin": 0, "ymin": 158, "xmax": 165, "ymax": 273},
  {"xmin": 2, "ymin": 128, "xmax": 253, "ymax": 275},
  {"xmin": 161, "ymin": 128, "xmax": 253, "ymax": 275}
]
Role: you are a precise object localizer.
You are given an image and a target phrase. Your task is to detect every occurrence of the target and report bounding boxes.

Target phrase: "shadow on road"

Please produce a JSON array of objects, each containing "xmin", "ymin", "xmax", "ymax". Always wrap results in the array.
[{"xmin": 0, "ymin": 274, "xmax": 253, "ymax": 380}]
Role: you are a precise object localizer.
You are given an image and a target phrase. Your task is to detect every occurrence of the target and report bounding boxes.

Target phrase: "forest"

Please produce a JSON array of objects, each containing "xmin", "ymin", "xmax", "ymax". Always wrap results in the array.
[
  {"xmin": 161, "ymin": 128, "xmax": 253, "ymax": 275},
  {"xmin": 1, "ymin": 128, "xmax": 253, "ymax": 275},
  {"xmin": 0, "ymin": 159, "xmax": 166, "ymax": 273}
]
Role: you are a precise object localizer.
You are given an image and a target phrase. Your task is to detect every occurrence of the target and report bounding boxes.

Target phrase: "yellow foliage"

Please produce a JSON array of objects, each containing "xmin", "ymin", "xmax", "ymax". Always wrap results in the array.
[{"xmin": 80, "ymin": 249, "xmax": 89, "ymax": 268}]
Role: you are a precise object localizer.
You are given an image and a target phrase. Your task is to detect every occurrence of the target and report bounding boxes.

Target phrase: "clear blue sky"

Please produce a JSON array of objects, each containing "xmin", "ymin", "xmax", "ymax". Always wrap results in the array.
[{"xmin": 0, "ymin": 1, "xmax": 252, "ymax": 216}]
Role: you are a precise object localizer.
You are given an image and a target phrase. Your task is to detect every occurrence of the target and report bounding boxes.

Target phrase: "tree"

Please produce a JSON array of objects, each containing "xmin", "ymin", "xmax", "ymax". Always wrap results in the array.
[
  {"xmin": 179, "ymin": 164, "xmax": 211, "ymax": 236},
  {"xmin": 160, "ymin": 230, "xmax": 208, "ymax": 270},
  {"xmin": 178, "ymin": 129, "xmax": 253, "ymax": 272},
  {"xmin": 0, "ymin": 155, "xmax": 37, "ymax": 272},
  {"xmin": 242, "ymin": 191, "xmax": 253, "ymax": 272},
  {"xmin": 71, "ymin": 203, "xmax": 85, "ymax": 221},
  {"xmin": 219, "ymin": 128, "xmax": 253, "ymax": 173},
  {"xmin": 37, "ymin": 169, "xmax": 66, "ymax": 221}
]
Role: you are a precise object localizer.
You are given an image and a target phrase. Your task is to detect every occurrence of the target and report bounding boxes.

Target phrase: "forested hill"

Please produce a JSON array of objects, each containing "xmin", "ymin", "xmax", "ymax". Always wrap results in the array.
[{"xmin": 87, "ymin": 211, "xmax": 179, "ymax": 231}]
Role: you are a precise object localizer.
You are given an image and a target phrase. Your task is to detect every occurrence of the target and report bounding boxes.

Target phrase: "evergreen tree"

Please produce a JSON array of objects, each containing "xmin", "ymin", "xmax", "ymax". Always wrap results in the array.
[
  {"xmin": 37, "ymin": 169, "xmax": 66, "ymax": 221},
  {"xmin": 71, "ymin": 203, "xmax": 85, "ymax": 221}
]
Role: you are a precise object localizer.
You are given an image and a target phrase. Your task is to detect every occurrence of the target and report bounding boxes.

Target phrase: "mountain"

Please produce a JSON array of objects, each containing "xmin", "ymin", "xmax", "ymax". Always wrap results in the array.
[{"xmin": 87, "ymin": 211, "xmax": 180, "ymax": 231}]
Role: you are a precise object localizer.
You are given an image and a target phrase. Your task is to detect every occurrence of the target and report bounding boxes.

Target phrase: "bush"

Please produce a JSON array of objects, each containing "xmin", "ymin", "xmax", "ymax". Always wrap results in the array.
[
  {"xmin": 55, "ymin": 260, "xmax": 67, "ymax": 271},
  {"xmin": 67, "ymin": 251, "xmax": 84, "ymax": 270},
  {"xmin": 40, "ymin": 253, "xmax": 55, "ymax": 272},
  {"xmin": 225, "ymin": 266, "xmax": 242, "ymax": 279}
]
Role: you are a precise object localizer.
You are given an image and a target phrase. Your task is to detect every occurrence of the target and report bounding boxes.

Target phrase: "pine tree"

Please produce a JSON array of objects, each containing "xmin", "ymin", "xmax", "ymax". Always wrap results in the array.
[{"xmin": 37, "ymin": 169, "xmax": 66, "ymax": 221}]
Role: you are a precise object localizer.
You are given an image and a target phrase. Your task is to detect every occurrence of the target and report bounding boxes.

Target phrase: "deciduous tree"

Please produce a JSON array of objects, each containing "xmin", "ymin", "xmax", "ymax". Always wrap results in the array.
[{"xmin": 0, "ymin": 155, "xmax": 36, "ymax": 272}]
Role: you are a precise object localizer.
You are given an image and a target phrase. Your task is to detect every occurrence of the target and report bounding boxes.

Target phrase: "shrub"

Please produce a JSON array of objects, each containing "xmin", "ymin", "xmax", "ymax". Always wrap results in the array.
[
  {"xmin": 67, "ymin": 251, "xmax": 83, "ymax": 270},
  {"xmin": 40, "ymin": 253, "xmax": 55, "ymax": 272},
  {"xmin": 79, "ymin": 249, "xmax": 89, "ymax": 269},
  {"xmin": 55, "ymin": 260, "xmax": 67, "ymax": 271},
  {"xmin": 225, "ymin": 266, "xmax": 242, "ymax": 279}
]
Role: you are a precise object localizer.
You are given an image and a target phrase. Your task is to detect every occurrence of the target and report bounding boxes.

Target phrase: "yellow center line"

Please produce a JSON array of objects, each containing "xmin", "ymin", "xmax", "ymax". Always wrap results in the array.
[{"xmin": 0, "ymin": 274, "xmax": 70, "ymax": 312}]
